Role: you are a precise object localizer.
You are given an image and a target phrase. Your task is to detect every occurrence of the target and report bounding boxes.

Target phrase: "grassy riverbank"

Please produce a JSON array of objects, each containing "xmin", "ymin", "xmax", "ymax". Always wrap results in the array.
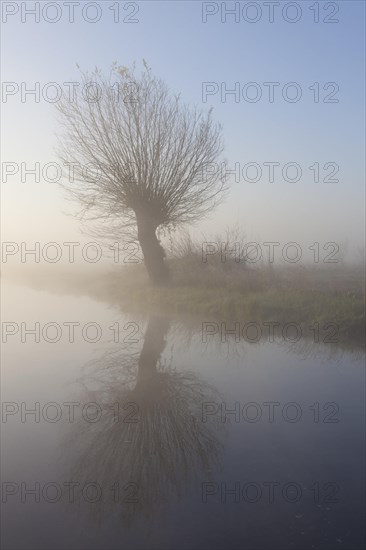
[
  {"xmin": 3, "ymin": 258, "xmax": 365, "ymax": 345},
  {"xmin": 114, "ymin": 282, "xmax": 364, "ymax": 343}
]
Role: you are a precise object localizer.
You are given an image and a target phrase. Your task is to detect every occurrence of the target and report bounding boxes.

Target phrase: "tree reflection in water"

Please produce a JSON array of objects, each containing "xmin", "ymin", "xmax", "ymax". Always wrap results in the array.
[{"xmin": 67, "ymin": 315, "xmax": 224, "ymax": 526}]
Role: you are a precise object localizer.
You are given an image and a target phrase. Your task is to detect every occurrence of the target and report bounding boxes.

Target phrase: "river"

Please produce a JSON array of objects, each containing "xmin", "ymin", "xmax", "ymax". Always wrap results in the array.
[{"xmin": 1, "ymin": 282, "xmax": 365, "ymax": 549}]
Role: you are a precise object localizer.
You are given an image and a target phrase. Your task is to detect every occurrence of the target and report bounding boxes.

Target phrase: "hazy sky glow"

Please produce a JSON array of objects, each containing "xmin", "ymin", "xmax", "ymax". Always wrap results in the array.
[{"xmin": 1, "ymin": 0, "xmax": 365, "ymax": 259}]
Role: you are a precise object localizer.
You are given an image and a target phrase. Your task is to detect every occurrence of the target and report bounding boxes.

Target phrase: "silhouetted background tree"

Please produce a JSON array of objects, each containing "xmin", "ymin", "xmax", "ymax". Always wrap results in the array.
[{"xmin": 56, "ymin": 62, "xmax": 227, "ymax": 285}]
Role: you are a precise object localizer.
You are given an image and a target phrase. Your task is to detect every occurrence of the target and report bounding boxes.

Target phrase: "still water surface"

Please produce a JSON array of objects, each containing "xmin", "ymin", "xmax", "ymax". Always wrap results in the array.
[{"xmin": 1, "ymin": 282, "xmax": 365, "ymax": 549}]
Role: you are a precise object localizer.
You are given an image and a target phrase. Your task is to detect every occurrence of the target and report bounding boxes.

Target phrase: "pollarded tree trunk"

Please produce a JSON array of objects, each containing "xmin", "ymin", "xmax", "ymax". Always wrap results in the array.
[{"xmin": 136, "ymin": 215, "xmax": 169, "ymax": 286}]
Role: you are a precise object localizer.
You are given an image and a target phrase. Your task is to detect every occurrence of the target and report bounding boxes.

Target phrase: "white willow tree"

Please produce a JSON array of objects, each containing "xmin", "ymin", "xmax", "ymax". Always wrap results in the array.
[{"xmin": 56, "ymin": 62, "xmax": 227, "ymax": 285}]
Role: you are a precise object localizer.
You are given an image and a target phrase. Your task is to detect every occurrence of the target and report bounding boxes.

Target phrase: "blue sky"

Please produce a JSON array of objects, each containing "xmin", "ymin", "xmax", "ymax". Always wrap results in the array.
[{"xmin": 1, "ymin": 0, "xmax": 365, "ymax": 256}]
